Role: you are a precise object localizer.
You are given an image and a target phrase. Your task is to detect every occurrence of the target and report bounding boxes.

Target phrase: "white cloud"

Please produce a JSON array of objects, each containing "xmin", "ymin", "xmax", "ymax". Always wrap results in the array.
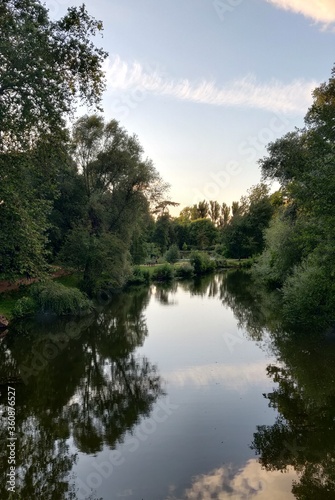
[
  {"xmin": 164, "ymin": 361, "xmax": 273, "ymax": 392},
  {"xmin": 265, "ymin": 0, "xmax": 335, "ymax": 24},
  {"xmin": 167, "ymin": 460, "xmax": 297, "ymax": 499},
  {"xmin": 103, "ymin": 56, "xmax": 316, "ymax": 115}
]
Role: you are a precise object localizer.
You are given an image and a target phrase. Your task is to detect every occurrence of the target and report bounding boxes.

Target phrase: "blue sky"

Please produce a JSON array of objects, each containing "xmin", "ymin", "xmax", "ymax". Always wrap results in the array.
[{"xmin": 47, "ymin": 0, "xmax": 335, "ymax": 214}]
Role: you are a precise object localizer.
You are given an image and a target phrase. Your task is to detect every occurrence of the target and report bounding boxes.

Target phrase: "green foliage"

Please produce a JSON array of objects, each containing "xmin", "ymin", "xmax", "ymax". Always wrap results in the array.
[
  {"xmin": 0, "ymin": 151, "xmax": 53, "ymax": 278},
  {"xmin": 30, "ymin": 281, "xmax": 92, "ymax": 316},
  {"xmin": 175, "ymin": 263, "xmax": 194, "ymax": 279},
  {"xmin": 12, "ymin": 296, "xmax": 37, "ymax": 319},
  {"xmin": 57, "ymin": 115, "xmax": 167, "ymax": 295},
  {"xmin": 282, "ymin": 253, "xmax": 335, "ymax": 330},
  {"xmin": 255, "ymin": 64, "xmax": 335, "ymax": 327},
  {"xmin": 222, "ymin": 184, "xmax": 274, "ymax": 259},
  {"xmin": 60, "ymin": 228, "xmax": 131, "ymax": 295},
  {"xmin": 152, "ymin": 214, "xmax": 174, "ymax": 254},
  {"xmin": 188, "ymin": 218, "xmax": 217, "ymax": 249},
  {"xmin": 165, "ymin": 244, "xmax": 180, "ymax": 263},
  {"xmin": 190, "ymin": 251, "xmax": 215, "ymax": 275},
  {"xmin": 253, "ymin": 214, "xmax": 301, "ymax": 286},
  {"xmin": 151, "ymin": 264, "xmax": 175, "ymax": 281},
  {"xmin": 128, "ymin": 267, "xmax": 151, "ymax": 286},
  {"xmin": 0, "ymin": 0, "xmax": 107, "ymax": 151}
]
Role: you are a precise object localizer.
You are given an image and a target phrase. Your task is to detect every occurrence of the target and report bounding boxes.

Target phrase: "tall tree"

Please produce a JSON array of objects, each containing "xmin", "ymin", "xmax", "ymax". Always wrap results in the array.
[
  {"xmin": 0, "ymin": 0, "xmax": 107, "ymax": 278},
  {"xmin": 61, "ymin": 116, "xmax": 167, "ymax": 293},
  {"xmin": 209, "ymin": 200, "xmax": 221, "ymax": 225},
  {"xmin": 0, "ymin": 0, "xmax": 107, "ymax": 152}
]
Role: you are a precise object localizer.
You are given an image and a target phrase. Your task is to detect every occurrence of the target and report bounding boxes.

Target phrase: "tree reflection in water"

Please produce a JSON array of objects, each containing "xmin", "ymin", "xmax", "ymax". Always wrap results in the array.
[
  {"xmin": 0, "ymin": 287, "xmax": 163, "ymax": 499},
  {"xmin": 1, "ymin": 272, "xmax": 334, "ymax": 499},
  {"xmin": 219, "ymin": 271, "xmax": 335, "ymax": 499},
  {"xmin": 179, "ymin": 270, "xmax": 335, "ymax": 499}
]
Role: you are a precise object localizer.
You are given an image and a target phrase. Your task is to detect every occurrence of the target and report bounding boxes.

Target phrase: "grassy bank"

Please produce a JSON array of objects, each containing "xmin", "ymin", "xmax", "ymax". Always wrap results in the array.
[{"xmin": 0, "ymin": 259, "xmax": 252, "ymax": 321}]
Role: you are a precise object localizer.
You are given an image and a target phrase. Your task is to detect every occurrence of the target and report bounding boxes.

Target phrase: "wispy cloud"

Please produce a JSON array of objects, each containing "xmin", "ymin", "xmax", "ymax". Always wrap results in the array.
[
  {"xmin": 265, "ymin": 0, "xmax": 335, "ymax": 25},
  {"xmin": 103, "ymin": 56, "xmax": 316, "ymax": 115},
  {"xmin": 164, "ymin": 361, "xmax": 273, "ymax": 392}
]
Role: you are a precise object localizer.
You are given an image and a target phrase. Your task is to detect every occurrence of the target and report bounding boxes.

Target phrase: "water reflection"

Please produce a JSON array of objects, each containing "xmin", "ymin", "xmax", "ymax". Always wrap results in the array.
[
  {"xmin": 222, "ymin": 272, "xmax": 335, "ymax": 499},
  {"xmin": 0, "ymin": 272, "xmax": 334, "ymax": 499},
  {"xmin": 0, "ymin": 287, "xmax": 163, "ymax": 499},
  {"xmin": 164, "ymin": 272, "xmax": 335, "ymax": 499},
  {"xmin": 251, "ymin": 337, "xmax": 335, "ymax": 499},
  {"xmin": 167, "ymin": 460, "xmax": 296, "ymax": 499}
]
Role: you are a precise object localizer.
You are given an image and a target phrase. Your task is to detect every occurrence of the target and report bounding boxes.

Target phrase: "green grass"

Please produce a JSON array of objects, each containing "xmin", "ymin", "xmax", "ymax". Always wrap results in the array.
[
  {"xmin": 0, "ymin": 289, "xmax": 27, "ymax": 319},
  {"xmin": 138, "ymin": 258, "xmax": 252, "ymax": 274},
  {"xmin": 0, "ymin": 271, "xmax": 80, "ymax": 320},
  {"xmin": 54, "ymin": 273, "xmax": 81, "ymax": 289}
]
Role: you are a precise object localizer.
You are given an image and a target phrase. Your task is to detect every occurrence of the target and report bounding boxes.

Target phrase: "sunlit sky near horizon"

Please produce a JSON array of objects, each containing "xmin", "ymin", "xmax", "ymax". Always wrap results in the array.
[{"xmin": 46, "ymin": 0, "xmax": 335, "ymax": 214}]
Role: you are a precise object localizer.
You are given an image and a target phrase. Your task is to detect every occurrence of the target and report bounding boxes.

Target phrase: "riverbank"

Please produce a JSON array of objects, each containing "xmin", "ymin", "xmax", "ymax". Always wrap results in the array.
[{"xmin": 0, "ymin": 258, "xmax": 252, "ymax": 322}]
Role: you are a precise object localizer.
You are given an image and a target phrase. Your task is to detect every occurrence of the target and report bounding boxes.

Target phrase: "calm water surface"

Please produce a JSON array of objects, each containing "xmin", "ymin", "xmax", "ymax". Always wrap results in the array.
[{"xmin": 1, "ymin": 271, "xmax": 335, "ymax": 499}]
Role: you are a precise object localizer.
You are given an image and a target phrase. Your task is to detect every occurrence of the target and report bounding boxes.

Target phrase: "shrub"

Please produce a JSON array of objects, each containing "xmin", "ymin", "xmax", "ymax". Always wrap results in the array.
[
  {"xmin": 190, "ymin": 251, "xmax": 215, "ymax": 275},
  {"xmin": 175, "ymin": 263, "xmax": 194, "ymax": 279},
  {"xmin": 282, "ymin": 254, "xmax": 335, "ymax": 330},
  {"xmin": 165, "ymin": 244, "xmax": 180, "ymax": 263},
  {"xmin": 151, "ymin": 264, "xmax": 175, "ymax": 281},
  {"xmin": 128, "ymin": 267, "xmax": 151, "ymax": 286},
  {"xmin": 12, "ymin": 296, "xmax": 37, "ymax": 319},
  {"xmin": 30, "ymin": 281, "xmax": 92, "ymax": 316}
]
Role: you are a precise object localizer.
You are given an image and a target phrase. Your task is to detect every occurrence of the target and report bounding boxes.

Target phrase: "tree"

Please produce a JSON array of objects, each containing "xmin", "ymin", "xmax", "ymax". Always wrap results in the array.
[
  {"xmin": 255, "ymin": 63, "xmax": 335, "ymax": 327},
  {"xmin": 209, "ymin": 200, "xmax": 221, "ymax": 225},
  {"xmin": 61, "ymin": 116, "xmax": 167, "ymax": 294},
  {"xmin": 189, "ymin": 218, "xmax": 217, "ymax": 250},
  {"xmin": 0, "ymin": 1, "xmax": 107, "ymax": 279},
  {"xmin": 222, "ymin": 185, "xmax": 273, "ymax": 258},
  {"xmin": 165, "ymin": 244, "xmax": 180, "ymax": 263},
  {"xmin": 231, "ymin": 201, "xmax": 240, "ymax": 216},
  {"xmin": 0, "ymin": 132, "xmax": 72, "ymax": 278},
  {"xmin": 196, "ymin": 200, "xmax": 209, "ymax": 219},
  {"xmin": 152, "ymin": 214, "xmax": 173, "ymax": 254},
  {"xmin": 219, "ymin": 202, "xmax": 230, "ymax": 228},
  {"xmin": 0, "ymin": 0, "xmax": 107, "ymax": 152}
]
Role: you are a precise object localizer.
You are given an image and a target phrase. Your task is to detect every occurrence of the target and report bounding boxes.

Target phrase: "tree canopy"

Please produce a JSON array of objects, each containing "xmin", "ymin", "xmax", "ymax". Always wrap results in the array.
[{"xmin": 0, "ymin": 0, "xmax": 107, "ymax": 151}]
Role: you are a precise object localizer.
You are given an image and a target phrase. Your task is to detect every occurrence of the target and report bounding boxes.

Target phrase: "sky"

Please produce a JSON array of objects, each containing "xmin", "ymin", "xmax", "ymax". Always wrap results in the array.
[{"xmin": 46, "ymin": 0, "xmax": 335, "ymax": 214}]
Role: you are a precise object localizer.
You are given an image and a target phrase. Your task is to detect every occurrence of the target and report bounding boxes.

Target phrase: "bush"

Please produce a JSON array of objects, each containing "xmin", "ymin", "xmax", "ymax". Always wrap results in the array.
[
  {"xmin": 190, "ymin": 251, "xmax": 215, "ymax": 275},
  {"xmin": 175, "ymin": 263, "xmax": 194, "ymax": 279},
  {"xmin": 282, "ymin": 254, "xmax": 335, "ymax": 330},
  {"xmin": 30, "ymin": 281, "xmax": 92, "ymax": 316},
  {"xmin": 12, "ymin": 296, "xmax": 37, "ymax": 319},
  {"xmin": 128, "ymin": 267, "xmax": 151, "ymax": 286},
  {"xmin": 165, "ymin": 244, "xmax": 180, "ymax": 263},
  {"xmin": 151, "ymin": 264, "xmax": 175, "ymax": 281}
]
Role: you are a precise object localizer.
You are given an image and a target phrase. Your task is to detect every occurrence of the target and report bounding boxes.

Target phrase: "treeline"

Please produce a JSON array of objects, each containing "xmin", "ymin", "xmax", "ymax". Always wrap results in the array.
[
  {"xmin": 253, "ymin": 65, "xmax": 335, "ymax": 330},
  {"xmin": 143, "ymin": 184, "xmax": 277, "ymax": 262},
  {"xmin": 0, "ymin": 1, "xmax": 167, "ymax": 297},
  {"xmin": 1, "ymin": 1, "xmax": 335, "ymax": 330}
]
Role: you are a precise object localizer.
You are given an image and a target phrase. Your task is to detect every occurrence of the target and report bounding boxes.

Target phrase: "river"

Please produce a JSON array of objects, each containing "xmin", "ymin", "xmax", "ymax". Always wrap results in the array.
[{"xmin": 0, "ymin": 271, "xmax": 334, "ymax": 499}]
